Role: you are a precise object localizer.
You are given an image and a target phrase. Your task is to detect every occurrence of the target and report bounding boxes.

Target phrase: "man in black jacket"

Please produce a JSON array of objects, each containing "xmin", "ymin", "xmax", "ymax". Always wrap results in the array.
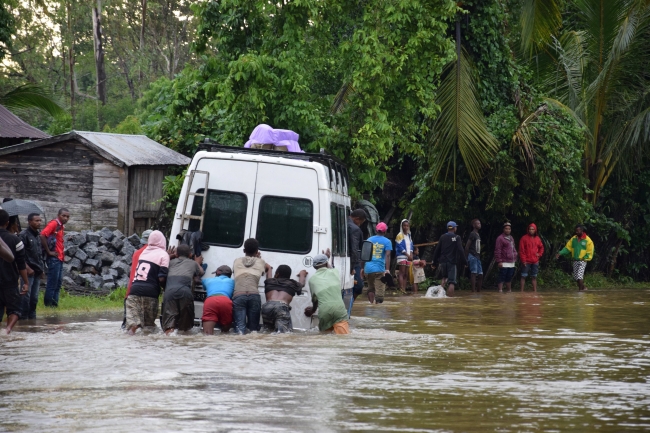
[
  {"xmin": 432, "ymin": 221, "xmax": 467, "ymax": 297},
  {"xmin": 348, "ymin": 209, "xmax": 366, "ymax": 300},
  {"xmin": 0, "ymin": 210, "xmax": 29, "ymax": 334},
  {"xmin": 19, "ymin": 213, "xmax": 45, "ymax": 319}
]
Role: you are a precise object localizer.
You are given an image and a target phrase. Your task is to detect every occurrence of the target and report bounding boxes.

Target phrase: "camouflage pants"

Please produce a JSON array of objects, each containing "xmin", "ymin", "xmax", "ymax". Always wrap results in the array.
[
  {"xmin": 125, "ymin": 295, "xmax": 159, "ymax": 329},
  {"xmin": 261, "ymin": 301, "xmax": 293, "ymax": 333}
]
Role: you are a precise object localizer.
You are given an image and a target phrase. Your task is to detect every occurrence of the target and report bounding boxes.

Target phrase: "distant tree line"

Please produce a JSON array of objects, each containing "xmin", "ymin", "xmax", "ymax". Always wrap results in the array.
[{"xmin": 1, "ymin": 0, "xmax": 650, "ymax": 280}]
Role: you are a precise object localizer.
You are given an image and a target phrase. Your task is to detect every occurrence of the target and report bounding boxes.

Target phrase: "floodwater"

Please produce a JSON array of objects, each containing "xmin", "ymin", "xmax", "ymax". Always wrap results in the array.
[{"xmin": 1, "ymin": 290, "xmax": 650, "ymax": 432}]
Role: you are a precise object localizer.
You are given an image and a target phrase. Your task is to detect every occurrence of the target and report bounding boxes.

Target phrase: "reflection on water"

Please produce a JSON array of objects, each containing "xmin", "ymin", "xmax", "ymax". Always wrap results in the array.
[{"xmin": 1, "ymin": 290, "xmax": 650, "ymax": 432}]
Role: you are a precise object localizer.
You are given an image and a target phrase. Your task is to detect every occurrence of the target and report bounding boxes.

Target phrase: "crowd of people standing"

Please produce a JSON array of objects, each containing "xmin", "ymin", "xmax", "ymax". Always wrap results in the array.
[
  {"xmin": 0, "ymin": 203, "xmax": 595, "ymax": 335},
  {"xmin": 353, "ymin": 214, "xmax": 595, "ymax": 299}
]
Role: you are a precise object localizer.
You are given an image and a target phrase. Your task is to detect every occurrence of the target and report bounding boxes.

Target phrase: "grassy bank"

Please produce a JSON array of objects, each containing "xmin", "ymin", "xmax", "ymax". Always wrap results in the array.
[{"xmin": 36, "ymin": 287, "xmax": 126, "ymax": 316}]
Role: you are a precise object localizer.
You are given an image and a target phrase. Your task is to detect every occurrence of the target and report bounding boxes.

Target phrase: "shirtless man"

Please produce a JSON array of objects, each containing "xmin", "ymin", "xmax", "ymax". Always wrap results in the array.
[{"xmin": 262, "ymin": 265, "xmax": 308, "ymax": 333}]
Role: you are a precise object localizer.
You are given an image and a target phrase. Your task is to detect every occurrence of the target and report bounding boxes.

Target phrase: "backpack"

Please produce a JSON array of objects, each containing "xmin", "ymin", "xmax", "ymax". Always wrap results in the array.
[
  {"xmin": 175, "ymin": 229, "xmax": 209, "ymax": 257},
  {"xmin": 43, "ymin": 219, "xmax": 61, "ymax": 257}
]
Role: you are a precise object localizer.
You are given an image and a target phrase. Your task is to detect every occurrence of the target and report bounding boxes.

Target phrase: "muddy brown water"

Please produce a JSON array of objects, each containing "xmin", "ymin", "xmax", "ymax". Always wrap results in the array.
[{"xmin": 1, "ymin": 290, "xmax": 649, "ymax": 432}]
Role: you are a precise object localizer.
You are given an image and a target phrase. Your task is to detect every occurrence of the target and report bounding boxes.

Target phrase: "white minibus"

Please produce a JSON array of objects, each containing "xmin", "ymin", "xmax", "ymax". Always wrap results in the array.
[{"xmin": 169, "ymin": 142, "xmax": 353, "ymax": 330}]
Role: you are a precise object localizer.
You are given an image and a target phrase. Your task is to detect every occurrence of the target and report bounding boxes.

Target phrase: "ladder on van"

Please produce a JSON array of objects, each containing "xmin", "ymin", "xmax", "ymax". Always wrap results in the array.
[{"xmin": 179, "ymin": 170, "xmax": 210, "ymax": 232}]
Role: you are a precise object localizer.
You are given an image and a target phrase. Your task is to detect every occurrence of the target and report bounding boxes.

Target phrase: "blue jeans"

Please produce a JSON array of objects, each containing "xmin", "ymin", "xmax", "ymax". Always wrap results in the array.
[
  {"xmin": 352, "ymin": 264, "xmax": 364, "ymax": 296},
  {"xmin": 21, "ymin": 274, "xmax": 41, "ymax": 319},
  {"xmin": 44, "ymin": 258, "xmax": 63, "ymax": 307},
  {"xmin": 232, "ymin": 293, "xmax": 261, "ymax": 334},
  {"xmin": 468, "ymin": 255, "xmax": 483, "ymax": 275},
  {"xmin": 521, "ymin": 263, "xmax": 539, "ymax": 278},
  {"xmin": 497, "ymin": 267, "xmax": 516, "ymax": 283}
]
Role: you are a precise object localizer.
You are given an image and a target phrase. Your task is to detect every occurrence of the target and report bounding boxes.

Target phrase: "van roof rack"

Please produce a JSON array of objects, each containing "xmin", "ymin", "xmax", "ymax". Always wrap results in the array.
[{"xmin": 197, "ymin": 138, "xmax": 350, "ymax": 189}]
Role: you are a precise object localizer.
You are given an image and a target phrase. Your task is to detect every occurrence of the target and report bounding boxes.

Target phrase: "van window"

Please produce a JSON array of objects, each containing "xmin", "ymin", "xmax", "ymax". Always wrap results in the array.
[
  {"xmin": 257, "ymin": 196, "xmax": 313, "ymax": 254},
  {"xmin": 338, "ymin": 205, "xmax": 347, "ymax": 257},
  {"xmin": 331, "ymin": 203, "xmax": 348, "ymax": 257},
  {"xmin": 330, "ymin": 203, "xmax": 339, "ymax": 255},
  {"xmin": 189, "ymin": 189, "xmax": 247, "ymax": 247}
]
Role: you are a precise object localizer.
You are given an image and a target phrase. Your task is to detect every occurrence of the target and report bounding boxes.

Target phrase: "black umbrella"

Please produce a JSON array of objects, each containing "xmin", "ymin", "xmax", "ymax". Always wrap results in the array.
[{"xmin": 0, "ymin": 199, "xmax": 44, "ymax": 217}]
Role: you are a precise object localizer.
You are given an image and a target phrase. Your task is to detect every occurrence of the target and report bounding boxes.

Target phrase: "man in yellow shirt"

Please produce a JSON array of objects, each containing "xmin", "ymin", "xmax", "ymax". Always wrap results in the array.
[{"xmin": 556, "ymin": 225, "xmax": 594, "ymax": 291}]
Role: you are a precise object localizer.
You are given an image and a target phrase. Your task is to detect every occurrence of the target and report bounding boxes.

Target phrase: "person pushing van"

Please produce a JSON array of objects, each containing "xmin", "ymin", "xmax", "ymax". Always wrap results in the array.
[
  {"xmin": 262, "ymin": 265, "xmax": 307, "ymax": 333},
  {"xmin": 201, "ymin": 265, "xmax": 235, "ymax": 334},
  {"xmin": 161, "ymin": 244, "xmax": 204, "ymax": 335},
  {"xmin": 232, "ymin": 238, "xmax": 273, "ymax": 334},
  {"xmin": 304, "ymin": 250, "xmax": 350, "ymax": 334}
]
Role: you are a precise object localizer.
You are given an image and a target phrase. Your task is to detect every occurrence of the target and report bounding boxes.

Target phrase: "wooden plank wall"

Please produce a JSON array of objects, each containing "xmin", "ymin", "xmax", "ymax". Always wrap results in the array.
[
  {"xmin": 0, "ymin": 140, "xmax": 96, "ymax": 231},
  {"xmin": 91, "ymin": 162, "xmax": 122, "ymax": 230},
  {"xmin": 126, "ymin": 166, "xmax": 166, "ymax": 234}
]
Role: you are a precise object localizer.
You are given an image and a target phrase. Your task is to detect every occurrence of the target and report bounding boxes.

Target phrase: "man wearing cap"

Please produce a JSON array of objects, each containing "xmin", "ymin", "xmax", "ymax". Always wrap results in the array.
[
  {"xmin": 201, "ymin": 265, "xmax": 235, "ymax": 334},
  {"xmin": 304, "ymin": 249, "xmax": 350, "ymax": 334},
  {"xmin": 432, "ymin": 221, "xmax": 466, "ymax": 296},
  {"xmin": 361, "ymin": 222, "xmax": 392, "ymax": 304},
  {"xmin": 556, "ymin": 224, "xmax": 594, "ymax": 291},
  {"xmin": 494, "ymin": 222, "xmax": 518, "ymax": 292}
]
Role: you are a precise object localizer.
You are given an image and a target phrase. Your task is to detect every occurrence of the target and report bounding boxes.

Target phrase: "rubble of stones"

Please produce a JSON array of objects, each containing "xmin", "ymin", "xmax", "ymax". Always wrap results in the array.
[{"xmin": 62, "ymin": 227, "xmax": 142, "ymax": 292}]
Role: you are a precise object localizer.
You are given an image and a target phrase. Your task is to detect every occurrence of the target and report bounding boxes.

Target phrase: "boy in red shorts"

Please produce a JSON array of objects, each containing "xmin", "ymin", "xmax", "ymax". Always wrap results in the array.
[{"xmin": 201, "ymin": 265, "xmax": 235, "ymax": 334}]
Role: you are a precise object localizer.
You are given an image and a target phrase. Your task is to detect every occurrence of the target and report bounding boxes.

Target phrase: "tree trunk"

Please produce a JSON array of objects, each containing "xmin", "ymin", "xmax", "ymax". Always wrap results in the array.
[
  {"xmin": 67, "ymin": 0, "xmax": 75, "ymax": 124},
  {"xmin": 139, "ymin": 0, "xmax": 147, "ymax": 82},
  {"xmin": 92, "ymin": 1, "xmax": 107, "ymax": 105},
  {"xmin": 140, "ymin": 0, "xmax": 147, "ymax": 50}
]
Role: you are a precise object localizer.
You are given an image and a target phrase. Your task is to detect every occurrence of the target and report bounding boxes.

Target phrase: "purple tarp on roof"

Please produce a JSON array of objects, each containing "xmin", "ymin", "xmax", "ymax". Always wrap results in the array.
[{"xmin": 244, "ymin": 124, "xmax": 303, "ymax": 152}]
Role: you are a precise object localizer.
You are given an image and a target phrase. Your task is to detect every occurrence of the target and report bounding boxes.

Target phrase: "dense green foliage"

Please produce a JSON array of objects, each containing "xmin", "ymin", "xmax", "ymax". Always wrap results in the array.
[
  {"xmin": 2, "ymin": 0, "xmax": 650, "ymax": 281},
  {"xmin": 0, "ymin": 0, "xmax": 195, "ymax": 132},
  {"xmin": 142, "ymin": 0, "xmax": 457, "ymax": 194},
  {"xmin": 0, "ymin": 1, "xmax": 14, "ymax": 63}
]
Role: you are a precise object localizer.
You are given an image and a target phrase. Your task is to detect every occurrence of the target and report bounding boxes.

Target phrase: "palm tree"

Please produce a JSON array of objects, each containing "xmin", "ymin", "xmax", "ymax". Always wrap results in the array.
[
  {"xmin": 0, "ymin": 84, "xmax": 66, "ymax": 118},
  {"xmin": 521, "ymin": 0, "xmax": 650, "ymax": 203},
  {"xmin": 426, "ymin": 48, "xmax": 500, "ymax": 185}
]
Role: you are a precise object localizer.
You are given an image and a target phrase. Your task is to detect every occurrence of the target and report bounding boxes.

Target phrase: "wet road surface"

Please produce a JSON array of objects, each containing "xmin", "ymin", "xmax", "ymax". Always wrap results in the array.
[{"xmin": 1, "ymin": 290, "xmax": 649, "ymax": 432}]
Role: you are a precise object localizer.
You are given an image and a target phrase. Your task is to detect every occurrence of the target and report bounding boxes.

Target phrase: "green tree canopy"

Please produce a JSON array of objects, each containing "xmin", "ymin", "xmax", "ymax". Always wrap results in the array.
[{"xmin": 141, "ymin": 0, "xmax": 458, "ymax": 193}]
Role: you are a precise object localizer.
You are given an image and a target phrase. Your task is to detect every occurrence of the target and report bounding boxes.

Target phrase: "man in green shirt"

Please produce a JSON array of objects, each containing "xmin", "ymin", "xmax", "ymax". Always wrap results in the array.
[{"xmin": 304, "ymin": 250, "xmax": 350, "ymax": 334}]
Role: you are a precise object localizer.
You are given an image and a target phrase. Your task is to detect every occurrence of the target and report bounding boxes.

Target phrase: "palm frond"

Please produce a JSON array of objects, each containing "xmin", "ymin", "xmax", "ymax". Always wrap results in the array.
[
  {"xmin": 428, "ymin": 50, "xmax": 500, "ymax": 185},
  {"xmin": 512, "ymin": 104, "xmax": 549, "ymax": 171},
  {"xmin": 0, "ymin": 84, "xmax": 66, "ymax": 118},
  {"xmin": 520, "ymin": 0, "xmax": 563, "ymax": 55},
  {"xmin": 330, "ymin": 82, "xmax": 355, "ymax": 115},
  {"xmin": 549, "ymin": 32, "xmax": 587, "ymax": 112}
]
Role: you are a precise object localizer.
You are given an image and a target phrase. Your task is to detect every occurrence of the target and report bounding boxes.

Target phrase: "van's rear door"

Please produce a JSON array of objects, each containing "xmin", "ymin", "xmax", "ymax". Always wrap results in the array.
[
  {"xmin": 249, "ymin": 162, "xmax": 320, "ymax": 329},
  {"xmin": 190, "ymin": 157, "xmax": 258, "ymax": 272}
]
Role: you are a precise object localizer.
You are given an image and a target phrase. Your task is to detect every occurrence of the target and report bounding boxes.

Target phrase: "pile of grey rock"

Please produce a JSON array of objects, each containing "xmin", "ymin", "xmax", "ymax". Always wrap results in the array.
[{"xmin": 61, "ymin": 227, "xmax": 144, "ymax": 292}]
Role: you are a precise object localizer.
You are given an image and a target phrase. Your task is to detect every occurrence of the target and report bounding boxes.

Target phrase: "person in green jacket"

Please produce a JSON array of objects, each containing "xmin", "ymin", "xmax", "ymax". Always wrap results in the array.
[
  {"xmin": 304, "ymin": 249, "xmax": 350, "ymax": 334},
  {"xmin": 556, "ymin": 225, "xmax": 594, "ymax": 291}
]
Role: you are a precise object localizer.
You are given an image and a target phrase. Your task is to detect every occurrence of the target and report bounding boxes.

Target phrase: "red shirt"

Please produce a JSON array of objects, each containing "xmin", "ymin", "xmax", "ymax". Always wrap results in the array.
[
  {"xmin": 126, "ymin": 246, "xmax": 146, "ymax": 298},
  {"xmin": 41, "ymin": 218, "xmax": 65, "ymax": 261}
]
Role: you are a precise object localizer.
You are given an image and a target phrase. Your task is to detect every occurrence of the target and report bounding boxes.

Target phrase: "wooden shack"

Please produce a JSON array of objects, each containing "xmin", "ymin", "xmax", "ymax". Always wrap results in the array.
[{"xmin": 0, "ymin": 131, "xmax": 190, "ymax": 234}]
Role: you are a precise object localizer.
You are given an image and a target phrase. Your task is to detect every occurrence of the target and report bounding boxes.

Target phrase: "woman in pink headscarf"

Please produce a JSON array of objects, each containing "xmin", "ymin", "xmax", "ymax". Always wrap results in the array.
[{"xmin": 125, "ymin": 230, "xmax": 169, "ymax": 334}]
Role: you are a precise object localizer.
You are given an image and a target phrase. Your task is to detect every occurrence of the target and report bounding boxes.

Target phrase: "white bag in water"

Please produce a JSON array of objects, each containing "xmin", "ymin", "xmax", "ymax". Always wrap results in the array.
[{"xmin": 424, "ymin": 285, "xmax": 447, "ymax": 298}]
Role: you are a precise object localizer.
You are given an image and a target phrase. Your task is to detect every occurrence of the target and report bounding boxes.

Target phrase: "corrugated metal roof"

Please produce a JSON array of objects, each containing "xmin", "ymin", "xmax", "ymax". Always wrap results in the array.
[
  {"xmin": 0, "ymin": 131, "xmax": 190, "ymax": 167},
  {"xmin": 0, "ymin": 104, "xmax": 50, "ymax": 139},
  {"xmin": 74, "ymin": 131, "xmax": 190, "ymax": 166}
]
